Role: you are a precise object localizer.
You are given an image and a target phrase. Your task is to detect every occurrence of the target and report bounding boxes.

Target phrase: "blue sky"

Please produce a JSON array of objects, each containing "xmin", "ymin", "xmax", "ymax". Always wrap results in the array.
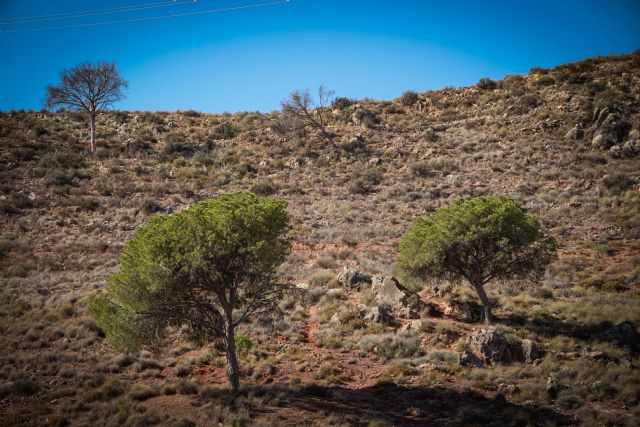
[{"xmin": 1, "ymin": 0, "xmax": 638, "ymax": 112}]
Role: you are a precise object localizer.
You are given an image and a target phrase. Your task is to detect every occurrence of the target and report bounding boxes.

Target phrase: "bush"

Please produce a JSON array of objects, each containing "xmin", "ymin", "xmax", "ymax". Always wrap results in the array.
[
  {"xmin": 0, "ymin": 379, "xmax": 39, "ymax": 397},
  {"xmin": 332, "ymin": 97, "xmax": 355, "ymax": 109},
  {"xmin": 234, "ymin": 333, "xmax": 253, "ymax": 353},
  {"xmin": 409, "ymin": 161, "xmax": 430, "ymax": 177},
  {"xmin": 250, "ymin": 181, "xmax": 278, "ymax": 196},
  {"xmin": 129, "ymin": 383, "xmax": 160, "ymax": 401},
  {"xmin": 399, "ymin": 91, "xmax": 420, "ymax": 106},
  {"xmin": 141, "ymin": 199, "xmax": 162, "ymax": 213},
  {"xmin": 210, "ymin": 123, "xmax": 237, "ymax": 140},
  {"xmin": 476, "ymin": 78, "xmax": 497, "ymax": 90}
]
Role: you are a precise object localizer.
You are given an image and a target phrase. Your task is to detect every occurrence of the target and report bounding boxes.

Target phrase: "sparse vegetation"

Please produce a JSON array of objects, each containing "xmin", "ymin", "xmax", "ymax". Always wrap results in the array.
[{"xmin": 1, "ymin": 51, "xmax": 639, "ymax": 426}]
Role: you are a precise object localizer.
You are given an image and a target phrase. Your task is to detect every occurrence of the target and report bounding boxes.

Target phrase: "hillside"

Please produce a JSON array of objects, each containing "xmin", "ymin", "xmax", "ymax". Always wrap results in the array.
[{"xmin": 1, "ymin": 51, "xmax": 640, "ymax": 426}]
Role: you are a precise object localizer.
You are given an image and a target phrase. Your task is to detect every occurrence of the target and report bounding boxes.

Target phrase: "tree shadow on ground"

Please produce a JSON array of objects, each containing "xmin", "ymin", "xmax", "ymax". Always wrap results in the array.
[
  {"xmin": 503, "ymin": 313, "xmax": 640, "ymax": 354},
  {"xmin": 202, "ymin": 382, "xmax": 572, "ymax": 426}
]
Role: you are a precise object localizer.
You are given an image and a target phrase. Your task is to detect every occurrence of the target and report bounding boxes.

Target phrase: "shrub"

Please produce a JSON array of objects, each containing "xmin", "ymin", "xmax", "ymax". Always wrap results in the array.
[
  {"xmin": 234, "ymin": 333, "xmax": 253, "ymax": 353},
  {"xmin": 409, "ymin": 161, "xmax": 430, "ymax": 177},
  {"xmin": 141, "ymin": 199, "xmax": 162, "ymax": 213},
  {"xmin": 476, "ymin": 78, "xmax": 497, "ymax": 90},
  {"xmin": 332, "ymin": 97, "xmax": 355, "ymax": 109},
  {"xmin": 210, "ymin": 123, "xmax": 237, "ymax": 140},
  {"xmin": 399, "ymin": 91, "xmax": 420, "ymax": 106},
  {"xmin": 250, "ymin": 181, "xmax": 278, "ymax": 196},
  {"xmin": 129, "ymin": 383, "xmax": 160, "ymax": 401}
]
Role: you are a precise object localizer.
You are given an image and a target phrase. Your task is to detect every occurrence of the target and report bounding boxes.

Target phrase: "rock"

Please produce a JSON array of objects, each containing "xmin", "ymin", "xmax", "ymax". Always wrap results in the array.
[
  {"xmin": 467, "ymin": 329, "xmax": 515, "ymax": 364},
  {"xmin": 286, "ymin": 158, "xmax": 305, "ymax": 169},
  {"xmin": 585, "ymin": 350, "xmax": 609, "ymax": 361},
  {"xmin": 520, "ymin": 339, "xmax": 542, "ymax": 363},
  {"xmin": 466, "ymin": 329, "xmax": 537, "ymax": 364},
  {"xmin": 497, "ymin": 384, "xmax": 521, "ymax": 395},
  {"xmin": 368, "ymin": 157, "xmax": 381, "ymax": 166},
  {"xmin": 370, "ymin": 275, "xmax": 423, "ymax": 312},
  {"xmin": 400, "ymin": 319, "xmax": 426, "ymax": 332},
  {"xmin": 564, "ymin": 124, "xmax": 584, "ymax": 140},
  {"xmin": 592, "ymin": 132, "xmax": 616, "ymax": 150},
  {"xmin": 458, "ymin": 350, "xmax": 483, "ymax": 368},
  {"xmin": 623, "ymin": 139, "xmax": 640, "ymax": 156},
  {"xmin": 546, "ymin": 376, "xmax": 564, "ymax": 399},
  {"xmin": 364, "ymin": 306, "xmax": 398, "ymax": 326},
  {"xmin": 336, "ymin": 266, "xmax": 372, "ymax": 290},
  {"xmin": 445, "ymin": 174, "xmax": 460, "ymax": 185},
  {"xmin": 443, "ymin": 299, "xmax": 483, "ymax": 323}
]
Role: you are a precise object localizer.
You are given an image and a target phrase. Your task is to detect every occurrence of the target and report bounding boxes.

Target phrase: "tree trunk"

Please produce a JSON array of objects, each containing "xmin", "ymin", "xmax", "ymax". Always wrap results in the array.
[
  {"xmin": 224, "ymin": 320, "xmax": 240, "ymax": 394},
  {"xmin": 89, "ymin": 111, "xmax": 96, "ymax": 154},
  {"xmin": 473, "ymin": 283, "xmax": 494, "ymax": 324}
]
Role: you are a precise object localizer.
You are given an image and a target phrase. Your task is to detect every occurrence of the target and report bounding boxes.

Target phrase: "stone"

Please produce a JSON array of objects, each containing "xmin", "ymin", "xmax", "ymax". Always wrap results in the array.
[
  {"xmin": 564, "ymin": 124, "xmax": 584, "ymax": 140},
  {"xmin": 458, "ymin": 350, "xmax": 483, "ymax": 368},
  {"xmin": 592, "ymin": 132, "xmax": 616, "ymax": 150},
  {"xmin": 286, "ymin": 158, "xmax": 305, "ymax": 169},
  {"xmin": 445, "ymin": 174, "xmax": 460, "ymax": 184},
  {"xmin": 365, "ymin": 306, "xmax": 398, "ymax": 326},
  {"xmin": 443, "ymin": 299, "xmax": 483, "ymax": 323},
  {"xmin": 546, "ymin": 376, "xmax": 564, "ymax": 399},
  {"xmin": 467, "ymin": 329, "xmax": 515, "ymax": 364},
  {"xmin": 400, "ymin": 319, "xmax": 426, "ymax": 332},
  {"xmin": 585, "ymin": 350, "xmax": 609, "ymax": 361},
  {"xmin": 336, "ymin": 266, "xmax": 372, "ymax": 290},
  {"xmin": 370, "ymin": 275, "xmax": 423, "ymax": 312},
  {"xmin": 623, "ymin": 139, "xmax": 640, "ymax": 156},
  {"xmin": 497, "ymin": 384, "xmax": 520, "ymax": 395},
  {"xmin": 466, "ymin": 329, "xmax": 536, "ymax": 364},
  {"xmin": 520, "ymin": 339, "xmax": 542, "ymax": 363}
]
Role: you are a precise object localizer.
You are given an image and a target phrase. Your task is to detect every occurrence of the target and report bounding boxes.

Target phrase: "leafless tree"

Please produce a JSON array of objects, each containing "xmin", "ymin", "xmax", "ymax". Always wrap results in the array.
[
  {"xmin": 45, "ymin": 61, "xmax": 127, "ymax": 153},
  {"xmin": 281, "ymin": 85, "xmax": 335, "ymax": 145}
]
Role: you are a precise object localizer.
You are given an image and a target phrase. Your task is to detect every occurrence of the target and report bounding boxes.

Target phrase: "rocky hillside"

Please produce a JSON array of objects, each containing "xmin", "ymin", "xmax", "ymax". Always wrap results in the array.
[{"xmin": 0, "ymin": 51, "xmax": 639, "ymax": 426}]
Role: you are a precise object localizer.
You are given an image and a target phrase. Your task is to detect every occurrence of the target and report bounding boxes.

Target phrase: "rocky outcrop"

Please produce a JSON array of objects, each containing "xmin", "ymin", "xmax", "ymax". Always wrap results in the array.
[
  {"xmin": 443, "ymin": 299, "xmax": 483, "ymax": 323},
  {"xmin": 371, "ymin": 275, "xmax": 423, "ymax": 316},
  {"xmin": 458, "ymin": 350, "xmax": 483, "ymax": 368},
  {"xmin": 364, "ymin": 306, "xmax": 398, "ymax": 326},
  {"xmin": 337, "ymin": 267, "xmax": 372, "ymax": 290},
  {"xmin": 564, "ymin": 123, "xmax": 584, "ymax": 140},
  {"xmin": 467, "ymin": 329, "xmax": 542, "ymax": 365}
]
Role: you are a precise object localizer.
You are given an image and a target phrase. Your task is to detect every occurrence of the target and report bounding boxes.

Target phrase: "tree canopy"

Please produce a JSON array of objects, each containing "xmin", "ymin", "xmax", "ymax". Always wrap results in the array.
[
  {"xmin": 45, "ymin": 61, "xmax": 127, "ymax": 153},
  {"xmin": 396, "ymin": 195, "xmax": 557, "ymax": 324},
  {"xmin": 89, "ymin": 191, "xmax": 292, "ymax": 392}
]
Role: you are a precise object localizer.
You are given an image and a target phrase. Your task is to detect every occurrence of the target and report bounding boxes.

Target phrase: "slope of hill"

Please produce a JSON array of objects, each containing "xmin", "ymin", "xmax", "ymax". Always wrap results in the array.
[{"xmin": 0, "ymin": 51, "xmax": 639, "ymax": 426}]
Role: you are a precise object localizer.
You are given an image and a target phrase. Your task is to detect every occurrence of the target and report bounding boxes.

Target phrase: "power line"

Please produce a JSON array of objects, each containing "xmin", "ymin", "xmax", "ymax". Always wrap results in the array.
[
  {"xmin": 0, "ymin": 0, "xmax": 203, "ymax": 25},
  {"xmin": 0, "ymin": 0, "xmax": 290, "ymax": 33}
]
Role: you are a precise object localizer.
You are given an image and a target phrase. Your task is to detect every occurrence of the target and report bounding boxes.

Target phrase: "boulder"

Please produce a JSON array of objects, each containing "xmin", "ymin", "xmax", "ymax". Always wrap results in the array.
[
  {"xmin": 371, "ymin": 275, "xmax": 423, "ymax": 313},
  {"xmin": 546, "ymin": 376, "xmax": 565, "ymax": 399},
  {"xmin": 592, "ymin": 132, "xmax": 616, "ymax": 150},
  {"xmin": 467, "ymin": 329, "xmax": 517, "ymax": 364},
  {"xmin": 336, "ymin": 266, "xmax": 372, "ymax": 290},
  {"xmin": 466, "ymin": 329, "xmax": 540, "ymax": 365},
  {"xmin": 564, "ymin": 124, "xmax": 584, "ymax": 140},
  {"xmin": 364, "ymin": 306, "xmax": 398, "ymax": 326},
  {"xmin": 443, "ymin": 299, "xmax": 483, "ymax": 323},
  {"xmin": 400, "ymin": 319, "xmax": 427, "ymax": 332},
  {"xmin": 458, "ymin": 350, "xmax": 483, "ymax": 368}
]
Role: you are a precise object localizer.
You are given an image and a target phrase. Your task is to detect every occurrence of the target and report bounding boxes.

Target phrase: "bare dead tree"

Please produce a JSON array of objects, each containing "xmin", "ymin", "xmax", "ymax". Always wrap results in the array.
[
  {"xmin": 45, "ymin": 61, "xmax": 127, "ymax": 153},
  {"xmin": 281, "ymin": 85, "xmax": 335, "ymax": 145}
]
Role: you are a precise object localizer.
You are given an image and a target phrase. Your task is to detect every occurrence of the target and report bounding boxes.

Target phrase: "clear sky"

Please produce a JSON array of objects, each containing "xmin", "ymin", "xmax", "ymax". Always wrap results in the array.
[{"xmin": 1, "ymin": 0, "xmax": 639, "ymax": 113}]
